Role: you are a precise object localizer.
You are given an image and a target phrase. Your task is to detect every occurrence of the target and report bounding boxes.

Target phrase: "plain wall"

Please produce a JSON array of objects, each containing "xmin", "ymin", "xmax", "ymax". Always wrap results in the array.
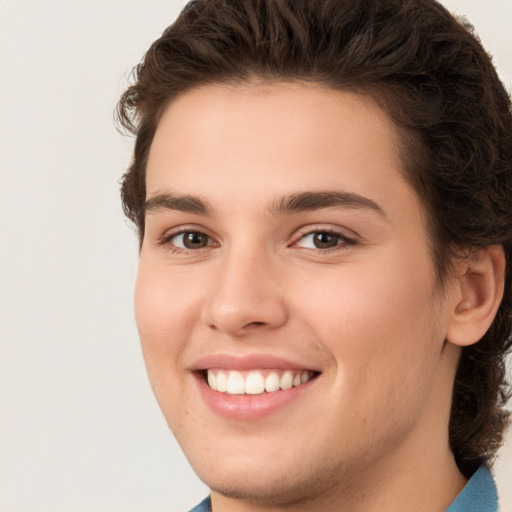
[{"xmin": 1, "ymin": 1, "xmax": 511, "ymax": 511}]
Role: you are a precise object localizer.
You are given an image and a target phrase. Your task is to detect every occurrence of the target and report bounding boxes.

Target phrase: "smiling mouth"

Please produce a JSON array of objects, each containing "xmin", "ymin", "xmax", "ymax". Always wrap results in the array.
[{"xmin": 203, "ymin": 369, "xmax": 318, "ymax": 395}]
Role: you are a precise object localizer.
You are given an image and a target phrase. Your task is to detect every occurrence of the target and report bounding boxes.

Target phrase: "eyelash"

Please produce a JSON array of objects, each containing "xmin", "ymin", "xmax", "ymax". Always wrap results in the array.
[
  {"xmin": 158, "ymin": 229, "xmax": 217, "ymax": 253},
  {"xmin": 158, "ymin": 227, "xmax": 358, "ymax": 254},
  {"xmin": 291, "ymin": 228, "xmax": 358, "ymax": 251}
]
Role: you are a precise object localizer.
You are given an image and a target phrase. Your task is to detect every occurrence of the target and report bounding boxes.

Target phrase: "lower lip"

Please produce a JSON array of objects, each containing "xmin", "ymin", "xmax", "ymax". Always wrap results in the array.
[{"xmin": 194, "ymin": 374, "xmax": 316, "ymax": 421}]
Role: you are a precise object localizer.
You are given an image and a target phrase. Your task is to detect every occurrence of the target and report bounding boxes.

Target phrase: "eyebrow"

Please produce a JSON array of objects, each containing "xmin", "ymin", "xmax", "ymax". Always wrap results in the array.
[
  {"xmin": 143, "ymin": 190, "xmax": 386, "ymax": 219},
  {"xmin": 144, "ymin": 193, "xmax": 213, "ymax": 216},
  {"xmin": 270, "ymin": 191, "xmax": 387, "ymax": 219}
]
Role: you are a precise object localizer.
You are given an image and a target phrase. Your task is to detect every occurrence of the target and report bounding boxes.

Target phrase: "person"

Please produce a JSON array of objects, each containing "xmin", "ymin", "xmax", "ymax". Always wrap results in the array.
[{"xmin": 116, "ymin": 0, "xmax": 512, "ymax": 510}]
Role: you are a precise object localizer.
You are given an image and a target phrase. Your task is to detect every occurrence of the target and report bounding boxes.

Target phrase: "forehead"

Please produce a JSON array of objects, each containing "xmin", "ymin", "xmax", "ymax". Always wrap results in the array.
[{"xmin": 146, "ymin": 82, "xmax": 419, "ymax": 224}]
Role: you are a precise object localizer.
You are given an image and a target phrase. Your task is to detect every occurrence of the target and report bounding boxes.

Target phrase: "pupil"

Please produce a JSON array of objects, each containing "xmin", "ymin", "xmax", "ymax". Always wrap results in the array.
[
  {"xmin": 184, "ymin": 232, "xmax": 207, "ymax": 248},
  {"xmin": 314, "ymin": 232, "xmax": 337, "ymax": 248}
]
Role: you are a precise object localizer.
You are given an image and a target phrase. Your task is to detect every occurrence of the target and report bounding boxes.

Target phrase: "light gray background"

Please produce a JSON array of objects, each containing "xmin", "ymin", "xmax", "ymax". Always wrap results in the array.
[{"xmin": 1, "ymin": 1, "xmax": 511, "ymax": 511}]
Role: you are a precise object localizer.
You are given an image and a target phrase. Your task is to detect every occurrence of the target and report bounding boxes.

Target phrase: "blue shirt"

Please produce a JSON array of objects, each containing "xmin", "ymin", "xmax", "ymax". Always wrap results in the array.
[
  {"xmin": 446, "ymin": 466, "xmax": 498, "ymax": 512},
  {"xmin": 188, "ymin": 465, "xmax": 498, "ymax": 512}
]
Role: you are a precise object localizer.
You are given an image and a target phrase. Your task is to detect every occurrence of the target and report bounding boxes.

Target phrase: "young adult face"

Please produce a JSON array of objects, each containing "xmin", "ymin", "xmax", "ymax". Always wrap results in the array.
[{"xmin": 136, "ymin": 83, "xmax": 466, "ymax": 508}]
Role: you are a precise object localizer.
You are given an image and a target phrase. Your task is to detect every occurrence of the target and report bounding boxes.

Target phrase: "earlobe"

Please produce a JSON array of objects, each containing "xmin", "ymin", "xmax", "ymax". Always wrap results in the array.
[{"xmin": 446, "ymin": 245, "xmax": 505, "ymax": 347}]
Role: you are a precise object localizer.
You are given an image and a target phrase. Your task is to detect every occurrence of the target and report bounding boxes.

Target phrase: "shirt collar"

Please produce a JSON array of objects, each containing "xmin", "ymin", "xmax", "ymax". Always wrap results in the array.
[{"xmin": 446, "ymin": 465, "xmax": 498, "ymax": 512}]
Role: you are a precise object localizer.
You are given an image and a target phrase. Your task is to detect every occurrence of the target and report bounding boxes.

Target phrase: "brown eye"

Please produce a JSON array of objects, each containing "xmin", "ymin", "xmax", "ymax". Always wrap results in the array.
[
  {"xmin": 294, "ymin": 230, "xmax": 356, "ymax": 251},
  {"xmin": 312, "ymin": 232, "xmax": 339, "ymax": 249},
  {"xmin": 183, "ymin": 231, "xmax": 209, "ymax": 249},
  {"xmin": 169, "ymin": 231, "xmax": 212, "ymax": 250}
]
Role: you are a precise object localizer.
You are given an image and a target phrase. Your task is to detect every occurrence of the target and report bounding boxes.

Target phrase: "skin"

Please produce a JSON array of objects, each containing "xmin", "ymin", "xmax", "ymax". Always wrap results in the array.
[{"xmin": 136, "ymin": 83, "xmax": 488, "ymax": 511}]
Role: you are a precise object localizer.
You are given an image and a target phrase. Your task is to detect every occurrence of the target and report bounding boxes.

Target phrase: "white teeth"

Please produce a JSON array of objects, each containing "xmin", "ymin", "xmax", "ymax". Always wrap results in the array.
[
  {"xmin": 206, "ymin": 369, "xmax": 314, "ymax": 395},
  {"xmin": 280, "ymin": 370, "xmax": 293, "ymax": 390},
  {"xmin": 245, "ymin": 371, "xmax": 265, "ymax": 395},
  {"xmin": 226, "ymin": 371, "xmax": 245, "ymax": 395},
  {"xmin": 216, "ymin": 371, "xmax": 228, "ymax": 392},
  {"xmin": 207, "ymin": 371, "xmax": 217, "ymax": 389},
  {"xmin": 264, "ymin": 372, "xmax": 280, "ymax": 392}
]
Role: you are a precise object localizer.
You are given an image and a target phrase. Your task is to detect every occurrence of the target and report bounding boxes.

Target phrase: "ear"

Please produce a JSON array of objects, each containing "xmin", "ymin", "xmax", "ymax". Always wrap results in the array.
[{"xmin": 446, "ymin": 245, "xmax": 505, "ymax": 347}]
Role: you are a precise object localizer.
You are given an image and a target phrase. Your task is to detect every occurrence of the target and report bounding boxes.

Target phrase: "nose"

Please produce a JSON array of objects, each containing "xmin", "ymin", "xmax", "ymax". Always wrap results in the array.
[{"xmin": 201, "ymin": 250, "xmax": 288, "ymax": 336}]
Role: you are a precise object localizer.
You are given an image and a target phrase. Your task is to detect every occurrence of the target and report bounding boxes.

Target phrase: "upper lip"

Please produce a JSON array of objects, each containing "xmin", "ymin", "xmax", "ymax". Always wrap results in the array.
[{"xmin": 190, "ymin": 353, "xmax": 321, "ymax": 372}]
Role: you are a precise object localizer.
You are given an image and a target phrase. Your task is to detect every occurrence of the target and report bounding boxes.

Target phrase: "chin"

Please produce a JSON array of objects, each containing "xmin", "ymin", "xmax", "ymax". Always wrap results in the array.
[
  {"xmin": 189, "ymin": 446, "xmax": 343, "ymax": 507},
  {"xmin": 204, "ymin": 470, "xmax": 321, "ymax": 506}
]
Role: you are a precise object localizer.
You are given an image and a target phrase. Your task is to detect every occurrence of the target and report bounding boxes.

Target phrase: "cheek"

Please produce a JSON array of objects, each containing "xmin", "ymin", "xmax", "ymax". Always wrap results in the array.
[
  {"xmin": 134, "ymin": 263, "xmax": 199, "ymax": 370},
  {"xmin": 134, "ymin": 264, "xmax": 203, "ymax": 426},
  {"xmin": 293, "ymin": 254, "xmax": 441, "ymax": 389}
]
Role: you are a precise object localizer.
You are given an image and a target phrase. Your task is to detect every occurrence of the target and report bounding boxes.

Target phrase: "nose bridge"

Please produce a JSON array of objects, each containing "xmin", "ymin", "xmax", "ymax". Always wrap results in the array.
[{"xmin": 203, "ymin": 242, "xmax": 288, "ymax": 335}]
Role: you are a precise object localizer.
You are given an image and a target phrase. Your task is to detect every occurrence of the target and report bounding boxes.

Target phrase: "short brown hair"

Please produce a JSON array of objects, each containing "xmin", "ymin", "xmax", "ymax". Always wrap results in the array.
[{"xmin": 117, "ymin": 0, "xmax": 512, "ymax": 477}]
